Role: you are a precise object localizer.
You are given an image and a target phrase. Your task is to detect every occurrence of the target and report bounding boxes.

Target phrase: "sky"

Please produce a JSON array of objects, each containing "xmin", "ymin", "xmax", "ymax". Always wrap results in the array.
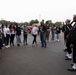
[{"xmin": 0, "ymin": 0, "xmax": 76, "ymax": 23}]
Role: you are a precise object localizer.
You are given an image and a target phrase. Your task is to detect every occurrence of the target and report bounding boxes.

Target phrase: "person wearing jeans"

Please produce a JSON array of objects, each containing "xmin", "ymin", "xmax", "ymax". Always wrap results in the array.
[
  {"xmin": 55, "ymin": 25, "xmax": 61, "ymax": 41},
  {"xmin": 40, "ymin": 32, "xmax": 46, "ymax": 47},
  {"xmin": 23, "ymin": 25, "xmax": 28, "ymax": 45},
  {"xmin": 56, "ymin": 33, "xmax": 60, "ymax": 41},
  {"xmin": 39, "ymin": 20, "xmax": 47, "ymax": 48},
  {"xmin": 51, "ymin": 25, "xmax": 55, "ymax": 42},
  {"xmin": 51, "ymin": 32, "xmax": 55, "ymax": 41}
]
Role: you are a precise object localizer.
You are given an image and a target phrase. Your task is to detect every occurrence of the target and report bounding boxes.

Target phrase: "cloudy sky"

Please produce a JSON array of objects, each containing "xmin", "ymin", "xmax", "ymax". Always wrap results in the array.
[{"xmin": 0, "ymin": 0, "xmax": 76, "ymax": 22}]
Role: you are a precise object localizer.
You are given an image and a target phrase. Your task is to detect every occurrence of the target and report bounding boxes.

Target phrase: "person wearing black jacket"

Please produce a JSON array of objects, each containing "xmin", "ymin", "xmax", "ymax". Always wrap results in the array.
[
  {"xmin": 15, "ymin": 24, "xmax": 21, "ymax": 46},
  {"xmin": 68, "ymin": 15, "xmax": 76, "ymax": 71},
  {"xmin": 62, "ymin": 24, "xmax": 67, "ymax": 51},
  {"xmin": 62, "ymin": 19, "xmax": 73, "ymax": 60},
  {"xmin": 0, "ymin": 27, "xmax": 3, "ymax": 50}
]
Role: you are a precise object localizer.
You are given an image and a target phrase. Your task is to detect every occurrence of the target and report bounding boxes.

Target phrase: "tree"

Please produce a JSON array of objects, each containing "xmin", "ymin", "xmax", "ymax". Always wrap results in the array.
[
  {"xmin": 54, "ymin": 22, "xmax": 63, "ymax": 26},
  {"xmin": 29, "ymin": 20, "xmax": 35, "ymax": 26},
  {"xmin": 29, "ymin": 19, "xmax": 39, "ymax": 26},
  {"xmin": 45, "ymin": 20, "xmax": 53, "ymax": 27},
  {"xmin": 24, "ymin": 22, "xmax": 30, "ymax": 26},
  {"xmin": 34, "ymin": 19, "xmax": 39, "ymax": 23},
  {"xmin": 0, "ymin": 20, "xmax": 7, "ymax": 24}
]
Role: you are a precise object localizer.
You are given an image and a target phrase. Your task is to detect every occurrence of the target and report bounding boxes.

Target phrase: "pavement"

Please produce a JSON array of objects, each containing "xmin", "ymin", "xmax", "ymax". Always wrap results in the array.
[{"xmin": 0, "ymin": 34, "xmax": 76, "ymax": 75}]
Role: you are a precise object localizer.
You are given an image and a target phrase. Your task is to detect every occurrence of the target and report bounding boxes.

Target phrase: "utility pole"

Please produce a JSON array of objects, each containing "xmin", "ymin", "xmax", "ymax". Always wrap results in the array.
[{"xmin": 39, "ymin": 14, "xmax": 41, "ymax": 25}]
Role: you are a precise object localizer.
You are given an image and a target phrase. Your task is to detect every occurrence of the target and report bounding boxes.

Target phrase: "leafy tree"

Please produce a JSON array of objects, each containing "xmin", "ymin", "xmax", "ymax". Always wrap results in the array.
[
  {"xmin": 29, "ymin": 19, "xmax": 39, "ymax": 26},
  {"xmin": 34, "ymin": 19, "xmax": 39, "ymax": 23},
  {"xmin": 45, "ymin": 20, "xmax": 53, "ymax": 27},
  {"xmin": 24, "ymin": 22, "xmax": 30, "ymax": 26},
  {"xmin": 29, "ymin": 20, "xmax": 35, "ymax": 26},
  {"xmin": 54, "ymin": 22, "xmax": 63, "ymax": 26},
  {"xmin": 0, "ymin": 20, "xmax": 7, "ymax": 24}
]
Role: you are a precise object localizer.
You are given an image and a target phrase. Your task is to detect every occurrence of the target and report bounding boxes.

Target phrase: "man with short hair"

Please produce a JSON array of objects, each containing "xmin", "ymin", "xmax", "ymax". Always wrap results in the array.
[{"xmin": 39, "ymin": 20, "xmax": 47, "ymax": 48}]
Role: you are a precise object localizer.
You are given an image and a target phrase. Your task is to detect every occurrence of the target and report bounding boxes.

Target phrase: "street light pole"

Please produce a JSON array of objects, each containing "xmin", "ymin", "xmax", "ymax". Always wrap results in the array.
[{"xmin": 39, "ymin": 14, "xmax": 41, "ymax": 25}]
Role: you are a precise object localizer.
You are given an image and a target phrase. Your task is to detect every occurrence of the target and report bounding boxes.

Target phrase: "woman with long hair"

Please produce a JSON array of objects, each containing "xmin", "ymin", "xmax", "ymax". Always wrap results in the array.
[{"xmin": 9, "ymin": 23, "xmax": 15, "ymax": 46}]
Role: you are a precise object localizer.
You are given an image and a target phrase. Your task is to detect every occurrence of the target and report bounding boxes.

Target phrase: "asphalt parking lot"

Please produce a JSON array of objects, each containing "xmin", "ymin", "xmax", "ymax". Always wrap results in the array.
[{"xmin": 0, "ymin": 34, "xmax": 76, "ymax": 75}]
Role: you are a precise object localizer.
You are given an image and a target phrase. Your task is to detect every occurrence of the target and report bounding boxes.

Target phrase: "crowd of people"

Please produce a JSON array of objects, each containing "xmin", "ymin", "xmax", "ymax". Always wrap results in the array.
[
  {"xmin": 0, "ymin": 20, "xmax": 62, "ymax": 49},
  {"xmin": 62, "ymin": 15, "xmax": 76, "ymax": 71},
  {"xmin": 0, "ymin": 15, "xmax": 76, "ymax": 71}
]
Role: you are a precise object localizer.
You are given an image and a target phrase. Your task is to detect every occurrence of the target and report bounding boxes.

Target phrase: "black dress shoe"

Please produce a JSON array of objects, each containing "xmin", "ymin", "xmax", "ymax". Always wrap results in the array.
[
  {"xmin": 65, "ymin": 58, "xmax": 72, "ymax": 60},
  {"xmin": 64, "ymin": 49, "xmax": 67, "ymax": 52},
  {"xmin": 26, "ymin": 43, "xmax": 28, "ymax": 45},
  {"xmin": 44, "ymin": 46, "xmax": 47, "ymax": 48},
  {"xmin": 0, "ymin": 48, "xmax": 2, "ymax": 50},
  {"xmin": 70, "ymin": 64, "xmax": 74, "ymax": 66},
  {"xmin": 17, "ymin": 44, "xmax": 20, "ymax": 46},
  {"xmin": 41, "ymin": 46, "xmax": 44, "ymax": 47},
  {"xmin": 68, "ymin": 68, "xmax": 76, "ymax": 71},
  {"xmin": 65, "ymin": 56, "xmax": 68, "ymax": 58}
]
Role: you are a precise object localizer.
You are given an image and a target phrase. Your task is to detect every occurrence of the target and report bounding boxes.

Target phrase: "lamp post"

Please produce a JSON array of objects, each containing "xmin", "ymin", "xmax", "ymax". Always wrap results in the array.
[{"xmin": 39, "ymin": 14, "xmax": 41, "ymax": 25}]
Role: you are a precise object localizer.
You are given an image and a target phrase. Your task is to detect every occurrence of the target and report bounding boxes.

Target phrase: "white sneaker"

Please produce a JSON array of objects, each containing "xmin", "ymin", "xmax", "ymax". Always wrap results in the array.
[
  {"xmin": 51, "ymin": 40, "xmax": 54, "ymax": 42},
  {"xmin": 5, "ymin": 46, "xmax": 9, "ymax": 48},
  {"xmin": 68, "ymin": 54, "xmax": 72, "ymax": 59},
  {"xmin": 56, "ymin": 39, "xmax": 57, "ymax": 41},
  {"xmin": 8, "ymin": 45, "xmax": 10, "ymax": 48},
  {"xmin": 32, "ymin": 44, "xmax": 34, "ymax": 47},
  {"xmin": 72, "ymin": 64, "xmax": 76, "ymax": 69},
  {"xmin": 66, "ymin": 52, "xmax": 69, "ymax": 57},
  {"xmin": 57, "ymin": 40, "xmax": 59, "ymax": 41}
]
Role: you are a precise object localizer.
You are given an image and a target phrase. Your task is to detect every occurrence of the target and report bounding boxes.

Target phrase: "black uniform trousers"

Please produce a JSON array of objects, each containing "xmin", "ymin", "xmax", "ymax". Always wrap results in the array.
[
  {"xmin": 66, "ymin": 38, "xmax": 72, "ymax": 54},
  {"xmin": 73, "ymin": 45, "xmax": 76, "ymax": 63},
  {"xmin": 10, "ymin": 34, "xmax": 15, "ymax": 45},
  {"xmin": 32, "ymin": 34, "xmax": 37, "ymax": 44},
  {"xmin": 64, "ymin": 34, "xmax": 67, "ymax": 48},
  {"xmin": 0, "ymin": 39, "xmax": 3, "ymax": 49},
  {"xmin": 6, "ymin": 34, "xmax": 10, "ymax": 46}
]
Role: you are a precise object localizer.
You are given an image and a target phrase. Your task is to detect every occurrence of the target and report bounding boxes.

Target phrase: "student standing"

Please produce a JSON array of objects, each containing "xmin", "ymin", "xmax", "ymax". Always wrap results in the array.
[
  {"xmin": 68, "ymin": 15, "xmax": 76, "ymax": 71},
  {"xmin": 55, "ymin": 25, "xmax": 61, "ymax": 41},
  {"xmin": 39, "ymin": 20, "xmax": 47, "ymax": 48},
  {"xmin": 32, "ymin": 25, "xmax": 39, "ymax": 46},
  {"xmin": 23, "ymin": 25, "xmax": 28, "ymax": 45},
  {"xmin": 9, "ymin": 23, "xmax": 15, "ymax": 46},
  {"xmin": 46, "ymin": 24, "xmax": 50, "ymax": 42},
  {"xmin": 51, "ymin": 25, "xmax": 55, "ymax": 42},
  {"xmin": 4, "ymin": 23, "xmax": 10, "ymax": 48},
  {"xmin": 63, "ymin": 20, "xmax": 73, "ymax": 60},
  {"xmin": 0, "ymin": 27, "xmax": 3, "ymax": 50},
  {"xmin": 15, "ymin": 24, "xmax": 21, "ymax": 46}
]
